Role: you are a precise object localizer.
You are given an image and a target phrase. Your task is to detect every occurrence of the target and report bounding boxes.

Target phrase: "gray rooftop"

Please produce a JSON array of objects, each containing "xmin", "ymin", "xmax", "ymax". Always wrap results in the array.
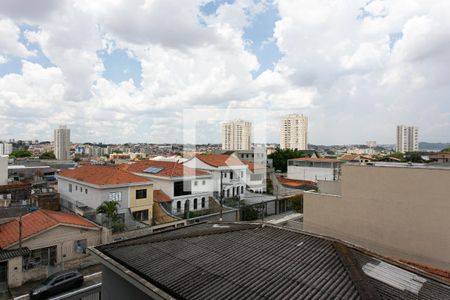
[{"xmin": 96, "ymin": 223, "xmax": 450, "ymax": 300}]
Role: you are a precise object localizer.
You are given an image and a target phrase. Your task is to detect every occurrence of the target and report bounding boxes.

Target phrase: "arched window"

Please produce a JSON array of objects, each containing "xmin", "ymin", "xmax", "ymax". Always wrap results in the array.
[
  {"xmin": 176, "ymin": 201, "xmax": 181, "ymax": 212},
  {"xmin": 193, "ymin": 198, "xmax": 198, "ymax": 210},
  {"xmin": 201, "ymin": 197, "xmax": 206, "ymax": 208},
  {"xmin": 241, "ymin": 186, "xmax": 244, "ymax": 194}
]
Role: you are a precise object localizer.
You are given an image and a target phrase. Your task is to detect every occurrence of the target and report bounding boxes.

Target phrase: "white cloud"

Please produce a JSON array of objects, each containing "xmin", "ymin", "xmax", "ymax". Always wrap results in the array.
[{"xmin": 0, "ymin": 18, "xmax": 34, "ymax": 58}]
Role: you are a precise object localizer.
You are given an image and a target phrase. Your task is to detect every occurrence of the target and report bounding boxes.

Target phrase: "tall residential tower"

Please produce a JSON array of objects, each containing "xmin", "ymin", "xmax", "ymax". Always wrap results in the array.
[
  {"xmin": 396, "ymin": 125, "xmax": 418, "ymax": 153},
  {"xmin": 280, "ymin": 114, "xmax": 308, "ymax": 150},
  {"xmin": 221, "ymin": 120, "xmax": 252, "ymax": 150},
  {"xmin": 54, "ymin": 125, "xmax": 71, "ymax": 160}
]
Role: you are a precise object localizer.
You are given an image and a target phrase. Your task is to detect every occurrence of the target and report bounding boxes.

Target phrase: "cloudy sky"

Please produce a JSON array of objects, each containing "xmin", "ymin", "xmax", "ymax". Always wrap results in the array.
[{"xmin": 0, "ymin": 0, "xmax": 449, "ymax": 144}]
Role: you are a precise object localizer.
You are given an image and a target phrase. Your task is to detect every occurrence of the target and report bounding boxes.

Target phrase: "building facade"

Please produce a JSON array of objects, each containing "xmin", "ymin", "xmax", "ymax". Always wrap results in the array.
[
  {"xmin": 54, "ymin": 125, "xmax": 71, "ymax": 160},
  {"xmin": 57, "ymin": 165, "xmax": 154, "ymax": 226},
  {"xmin": 280, "ymin": 114, "xmax": 308, "ymax": 150},
  {"xmin": 221, "ymin": 120, "xmax": 252, "ymax": 150},
  {"xmin": 396, "ymin": 125, "xmax": 418, "ymax": 153},
  {"xmin": 303, "ymin": 163, "xmax": 450, "ymax": 270},
  {"xmin": 287, "ymin": 157, "xmax": 341, "ymax": 182},
  {"xmin": 0, "ymin": 143, "xmax": 13, "ymax": 156}
]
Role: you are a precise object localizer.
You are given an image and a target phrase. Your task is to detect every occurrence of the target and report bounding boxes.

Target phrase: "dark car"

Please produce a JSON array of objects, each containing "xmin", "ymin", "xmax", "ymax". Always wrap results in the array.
[{"xmin": 30, "ymin": 270, "xmax": 84, "ymax": 299}]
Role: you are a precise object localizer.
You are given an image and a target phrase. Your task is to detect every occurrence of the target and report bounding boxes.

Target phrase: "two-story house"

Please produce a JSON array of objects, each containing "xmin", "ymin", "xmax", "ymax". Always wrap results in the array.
[
  {"xmin": 57, "ymin": 165, "xmax": 154, "ymax": 225},
  {"xmin": 119, "ymin": 160, "xmax": 213, "ymax": 215},
  {"xmin": 184, "ymin": 154, "xmax": 247, "ymax": 200}
]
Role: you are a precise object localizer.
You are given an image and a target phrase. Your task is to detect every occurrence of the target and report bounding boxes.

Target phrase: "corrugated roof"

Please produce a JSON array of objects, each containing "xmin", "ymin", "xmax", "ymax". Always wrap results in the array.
[
  {"xmin": 96, "ymin": 223, "xmax": 450, "ymax": 300},
  {"xmin": 0, "ymin": 247, "xmax": 30, "ymax": 260}
]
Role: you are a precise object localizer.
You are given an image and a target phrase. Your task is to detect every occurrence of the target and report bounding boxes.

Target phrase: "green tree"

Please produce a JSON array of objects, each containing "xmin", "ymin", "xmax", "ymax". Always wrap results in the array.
[
  {"xmin": 441, "ymin": 147, "xmax": 450, "ymax": 153},
  {"xmin": 10, "ymin": 150, "xmax": 32, "ymax": 158},
  {"xmin": 405, "ymin": 152, "xmax": 424, "ymax": 163},
  {"xmin": 39, "ymin": 151, "xmax": 56, "ymax": 160},
  {"xmin": 268, "ymin": 148, "xmax": 317, "ymax": 172},
  {"xmin": 288, "ymin": 194, "xmax": 304, "ymax": 213},
  {"xmin": 240, "ymin": 204, "xmax": 259, "ymax": 221},
  {"xmin": 97, "ymin": 201, "xmax": 124, "ymax": 232}
]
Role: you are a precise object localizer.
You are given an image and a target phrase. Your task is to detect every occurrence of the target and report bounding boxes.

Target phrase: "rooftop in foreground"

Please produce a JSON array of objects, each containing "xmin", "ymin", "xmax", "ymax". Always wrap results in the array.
[{"xmin": 92, "ymin": 222, "xmax": 450, "ymax": 300}]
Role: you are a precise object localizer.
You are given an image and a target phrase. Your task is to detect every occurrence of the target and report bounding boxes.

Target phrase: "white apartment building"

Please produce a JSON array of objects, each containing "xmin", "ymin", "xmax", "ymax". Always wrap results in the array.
[
  {"xmin": 0, "ymin": 143, "xmax": 13, "ymax": 155},
  {"xmin": 396, "ymin": 125, "xmax": 418, "ymax": 153},
  {"xmin": 54, "ymin": 125, "xmax": 71, "ymax": 160},
  {"xmin": 280, "ymin": 114, "xmax": 308, "ymax": 150},
  {"xmin": 221, "ymin": 120, "xmax": 252, "ymax": 150}
]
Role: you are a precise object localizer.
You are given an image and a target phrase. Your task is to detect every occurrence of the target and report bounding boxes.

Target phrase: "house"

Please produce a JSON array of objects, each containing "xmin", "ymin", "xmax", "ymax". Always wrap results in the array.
[
  {"xmin": 0, "ymin": 209, "xmax": 106, "ymax": 289},
  {"xmin": 338, "ymin": 154, "xmax": 373, "ymax": 163},
  {"xmin": 119, "ymin": 160, "xmax": 212, "ymax": 216},
  {"xmin": 303, "ymin": 163, "xmax": 450, "ymax": 270},
  {"xmin": 242, "ymin": 161, "xmax": 266, "ymax": 192},
  {"xmin": 184, "ymin": 154, "xmax": 247, "ymax": 200},
  {"xmin": 429, "ymin": 153, "xmax": 450, "ymax": 164},
  {"xmin": 57, "ymin": 165, "xmax": 154, "ymax": 225},
  {"xmin": 90, "ymin": 222, "xmax": 450, "ymax": 300},
  {"xmin": 287, "ymin": 157, "xmax": 342, "ymax": 182}
]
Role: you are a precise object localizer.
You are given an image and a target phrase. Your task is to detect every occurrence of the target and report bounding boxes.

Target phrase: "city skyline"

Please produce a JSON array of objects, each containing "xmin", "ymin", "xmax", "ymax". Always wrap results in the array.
[{"xmin": 0, "ymin": 1, "xmax": 449, "ymax": 144}]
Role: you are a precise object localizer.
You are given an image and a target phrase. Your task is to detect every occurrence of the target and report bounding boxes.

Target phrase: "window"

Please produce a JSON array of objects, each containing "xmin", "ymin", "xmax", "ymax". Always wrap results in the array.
[
  {"xmin": 174, "ymin": 181, "xmax": 191, "ymax": 196},
  {"xmin": 177, "ymin": 201, "xmax": 181, "ymax": 212},
  {"xmin": 74, "ymin": 239, "xmax": 87, "ymax": 254},
  {"xmin": 223, "ymin": 172, "xmax": 227, "ymax": 178},
  {"xmin": 136, "ymin": 189, "xmax": 147, "ymax": 199},
  {"xmin": 75, "ymin": 186, "xmax": 78, "ymax": 191},
  {"xmin": 241, "ymin": 186, "xmax": 244, "ymax": 194},
  {"xmin": 193, "ymin": 198, "xmax": 198, "ymax": 209},
  {"xmin": 69, "ymin": 183, "xmax": 72, "ymax": 192},
  {"xmin": 194, "ymin": 181, "xmax": 198, "ymax": 186},
  {"xmin": 108, "ymin": 191, "xmax": 122, "ymax": 202},
  {"xmin": 85, "ymin": 189, "xmax": 88, "ymax": 194},
  {"xmin": 23, "ymin": 246, "xmax": 57, "ymax": 270},
  {"xmin": 201, "ymin": 197, "xmax": 206, "ymax": 208},
  {"xmin": 202, "ymin": 180, "xmax": 206, "ymax": 185},
  {"xmin": 227, "ymin": 189, "xmax": 230, "ymax": 197},
  {"xmin": 133, "ymin": 210, "xmax": 149, "ymax": 221},
  {"xmin": 80, "ymin": 187, "xmax": 83, "ymax": 193},
  {"xmin": 230, "ymin": 172, "xmax": 234, "ymax": 179}
]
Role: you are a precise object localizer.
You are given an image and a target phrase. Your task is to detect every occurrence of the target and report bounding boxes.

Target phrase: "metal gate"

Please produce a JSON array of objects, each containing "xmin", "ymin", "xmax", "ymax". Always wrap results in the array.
[{"xmin": 0, "ymin": 261, "xmax": 7, "ymax": 292}]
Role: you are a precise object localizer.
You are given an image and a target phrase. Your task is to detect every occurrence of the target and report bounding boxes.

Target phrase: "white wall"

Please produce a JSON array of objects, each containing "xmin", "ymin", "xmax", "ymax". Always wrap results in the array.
[
  {"xmin": 0, "ymin": 155, "xmax": 8, "ymax": 185},
  {"xmin": 287, "ymin": 166, "xmax": 335, "ymax": 182}
]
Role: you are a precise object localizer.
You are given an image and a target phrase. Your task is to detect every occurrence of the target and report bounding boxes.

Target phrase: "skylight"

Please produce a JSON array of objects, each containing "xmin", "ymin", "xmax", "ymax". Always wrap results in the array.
[{"xmin": 143, "ymin": 167, "xmax": 163, "ymax": 174}]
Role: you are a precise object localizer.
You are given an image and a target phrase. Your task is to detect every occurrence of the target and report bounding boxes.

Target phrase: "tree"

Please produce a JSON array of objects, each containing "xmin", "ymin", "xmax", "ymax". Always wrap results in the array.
[
  {"xmin": 97, "ymin": 201, "xmax": 124, "ymax": 232},
  {"xmin": 39, "ymin": 151, "xmax": 56, "ymax": 160},
  {"xmin": 268, "ymin": 148, "xmax": 317, "ymax": 172},
  {"xmin": 10, "ymin": 150, "xmax": 32, "ymax": 158},
  {"xmin": 288, "ymin": 194, "xmax": 304, "ymax": 213},
  {"xmin": 405, "ymin": 152, "xmax": 424, "ymax": 163},
  {"xmin": 441, "ymin": 147, "xmax": 450, "ymax": 153}
]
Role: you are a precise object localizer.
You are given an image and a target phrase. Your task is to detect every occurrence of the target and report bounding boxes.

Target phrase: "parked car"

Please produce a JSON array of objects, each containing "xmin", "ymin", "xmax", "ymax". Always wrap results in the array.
[{"xmin": 29, "ymin": 270, "xmax": 84, "ymax": 299}]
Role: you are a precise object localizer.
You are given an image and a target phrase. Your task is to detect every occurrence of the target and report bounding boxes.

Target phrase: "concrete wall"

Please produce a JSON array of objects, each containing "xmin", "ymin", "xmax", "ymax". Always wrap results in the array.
[
  {"xmin": 0, "ymin": 155, "xmax": 8, "ymax": 185},
  {"xmin": 102, "ymin": 266, "xmax": 152, "ymax": 300},
  {"xmin": 303, "ymin": 165, "xmax": 450, "ymax": 270},
  {"xmin": 287, "ymin": 165, "xmax": 335, "ymax": 181},
  {"xmin": 317, "ymin": 180, "xmax": 341, "ymax": 195}
]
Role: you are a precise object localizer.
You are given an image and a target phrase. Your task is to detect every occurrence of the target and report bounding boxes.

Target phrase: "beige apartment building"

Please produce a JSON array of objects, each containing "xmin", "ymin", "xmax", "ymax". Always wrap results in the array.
[
  {"xmin": 221, "ymin": 119, "xmax": 252, "ymax": 150},
  {"xmin": 303, "ymin": 163, "xmax": 450, "ymax": 270},
  {"xmin": 280, "ymin": 114, "xmax": 308, "ymax": 150},
  {"xmin": 54, "ymin": 125, "xmax": 71, "ymax": 160},
  {"xmin": 396, "ymin": 125, "xmax": 418, "ymax": 153}
]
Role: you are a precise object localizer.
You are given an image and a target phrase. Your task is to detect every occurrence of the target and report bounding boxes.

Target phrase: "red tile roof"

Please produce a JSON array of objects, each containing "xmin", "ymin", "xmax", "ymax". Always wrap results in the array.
[
  {"xmin": 430, "ymin": 153, "xmax": 450, "ymax": 159},
  {"xmin": 196, "ymin": 154, "xmax": 245, "ymax": 167},
  {"xmin": 339, "ymin": 154, "xmax": 373, "ymax": 161},
  {"xmin": 292, "ymin": 157, "xmax": 341, "ymax": 163},
  {"xmin": 58, "ymin": 165, "xmax": 152, "ymax": 185},
  {"xmin": 153, "ymin": 190, "xmax": 171, "ymax": 203},
  {"xmin": 277, "ymin": 176, "xmax": 317, "ymax": 188},
  {"xmin": 242, "ymin": 160, "xmax": 266, "ymax": 171},
  {"xmin": 120, "ymin": 160, "xmax": 209, "ymax": 177},
  {"xmin": 0, "ymin": 209, "xmax": 97, "ymax": 249}
]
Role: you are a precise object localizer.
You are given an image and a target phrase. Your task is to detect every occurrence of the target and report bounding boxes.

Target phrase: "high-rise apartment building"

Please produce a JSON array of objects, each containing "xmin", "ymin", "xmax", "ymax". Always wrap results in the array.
[
  {"xmin": 280, "ymin": 114, "xmax": 308, "ymax": 150},
  {"xmin": 0, "ymin": 143, "xmax": 13, "ymax": 155},
  {"xmin": 221, "ymin": 120, "xmax": 252, "ymax": 150},
  {"xmin": 396, "ymin": 125, "xmax": 418, "ymax": 153},
  {"xmin": 54, "ymin": 125, "xmax": 71, "ymax": 160}
]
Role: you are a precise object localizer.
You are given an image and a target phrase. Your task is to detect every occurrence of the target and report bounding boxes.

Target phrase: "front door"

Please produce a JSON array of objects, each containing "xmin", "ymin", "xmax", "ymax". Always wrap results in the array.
[{"xmin": 0, "ymin": 261, "xmax": 7, "ymax": 292}]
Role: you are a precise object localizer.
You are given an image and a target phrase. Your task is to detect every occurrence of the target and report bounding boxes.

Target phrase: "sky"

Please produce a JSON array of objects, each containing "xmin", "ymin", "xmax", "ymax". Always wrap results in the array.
[{"xmin": 0, "ymin": 0, "xmax": 449, "ymax": 144}]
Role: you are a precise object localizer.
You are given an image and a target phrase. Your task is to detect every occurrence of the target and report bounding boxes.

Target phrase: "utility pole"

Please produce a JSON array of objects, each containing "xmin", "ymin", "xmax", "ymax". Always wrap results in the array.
[
  {"xmin": 19, "ymin": 208, "xmax": 22, "ymax": 248},
  {"xmin": 219, "ymin": 170, "xmax": 223, "ymax": 221}
]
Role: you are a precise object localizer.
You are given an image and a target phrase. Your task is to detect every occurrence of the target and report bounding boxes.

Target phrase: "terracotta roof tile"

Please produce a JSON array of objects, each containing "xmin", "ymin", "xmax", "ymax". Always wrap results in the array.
[
  {"xmin": 242, "ymin": 160, "xmax": 266, "ymax": 171},
  {"xmin": 196, "ymin": 154, "xmax": 245, "ymax": 167},
  {"xmin": 292, "ymin": 157, "xmax": 341, "ymax": 163},
  {"xmin": 0, "ymin": 209, "xmax": 97, "ymax": 249},
  {"xmin": 58, "ymin": 165, "xmax": 152, "ymax": 185},
  {"xmin": 277, "ymin": 176, "xmax": 317, "ymax": 188},
  {"xmin": 153, "ymin": 190, "xmax": 171, "ymax": 203},
  {"xmin": 120, "ymin": 160, "xmax": 209, "ymax": 177}
]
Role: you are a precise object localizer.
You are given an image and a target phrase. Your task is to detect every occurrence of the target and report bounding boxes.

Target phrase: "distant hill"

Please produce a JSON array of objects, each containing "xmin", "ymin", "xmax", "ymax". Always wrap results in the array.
[{"xmin": 419, "ymin": 142, "xmax": 450, "ymax": 151}]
